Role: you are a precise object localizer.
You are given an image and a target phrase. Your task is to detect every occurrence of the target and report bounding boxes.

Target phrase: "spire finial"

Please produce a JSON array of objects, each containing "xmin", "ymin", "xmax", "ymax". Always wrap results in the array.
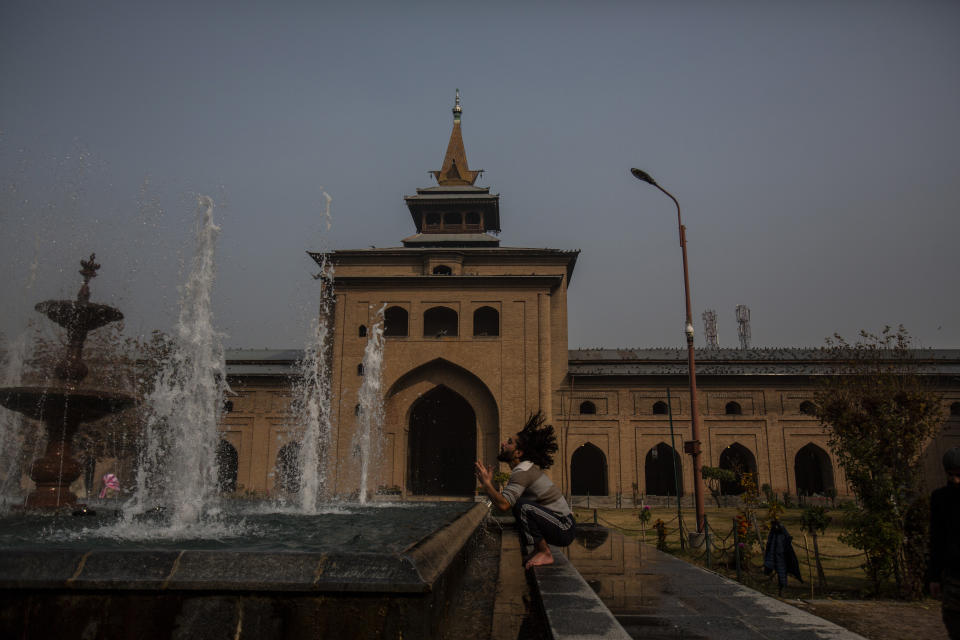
[{"xmin": 432, "ymin": 89, "xmax": 481, "ymax": 185}]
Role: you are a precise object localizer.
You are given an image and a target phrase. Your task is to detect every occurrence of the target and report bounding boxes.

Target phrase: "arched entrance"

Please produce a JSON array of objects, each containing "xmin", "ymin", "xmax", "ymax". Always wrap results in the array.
[
  {"xmin": 571, "ymin": 442, "xmax": 608, "ymax": 496},
  {"xmin": 645, "ymin": 442, "xmax": 683, "ymax": 496},
  {"xmin": 718, "ymin": 443, "xmax": 757, "ymax": 495},
  {"xmin": 407, "ymin": 385, "xmax": 477, "ymax": 496},
  {"xmin": 795, "ymin": 443, "xmax": 834, "ymax": 496},
  {"xmin": 276, "ymin": 442, "xmax": 301, "ymax": 493},
  {"xmin": 216, "ymin": 440, "xmax": 238, "ymax": 493}
]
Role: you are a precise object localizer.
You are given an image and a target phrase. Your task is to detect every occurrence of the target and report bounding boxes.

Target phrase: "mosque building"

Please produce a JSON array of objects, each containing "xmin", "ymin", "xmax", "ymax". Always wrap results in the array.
[{"xmin": 218, "ymin": 96, "xmax": 960, "ymax": 504}]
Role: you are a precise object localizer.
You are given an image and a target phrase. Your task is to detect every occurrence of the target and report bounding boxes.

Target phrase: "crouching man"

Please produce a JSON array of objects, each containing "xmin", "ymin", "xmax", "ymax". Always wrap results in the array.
[{"xmin": 475, "ymin": 412, "xmax": 576, "ymax": 569}]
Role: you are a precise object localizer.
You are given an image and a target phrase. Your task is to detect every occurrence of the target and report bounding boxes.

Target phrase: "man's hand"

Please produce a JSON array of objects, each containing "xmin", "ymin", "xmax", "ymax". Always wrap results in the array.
[
  {"xmin": 475, "ymin": 461, "xmax": 511, "ymax": 511},
  {"xmin": 474, "ymin": 461, "xmax": 493, "ymax": 487}
]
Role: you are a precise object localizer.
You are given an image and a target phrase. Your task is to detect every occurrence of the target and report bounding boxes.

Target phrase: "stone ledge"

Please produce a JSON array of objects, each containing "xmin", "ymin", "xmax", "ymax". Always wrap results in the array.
[
  {"xmin": 0, "ymin": 503, "xmax": 487, "ymax": 594},
  {"xmin": 529, "ymin": 546, "xmax": 631, "ymax": 640}
]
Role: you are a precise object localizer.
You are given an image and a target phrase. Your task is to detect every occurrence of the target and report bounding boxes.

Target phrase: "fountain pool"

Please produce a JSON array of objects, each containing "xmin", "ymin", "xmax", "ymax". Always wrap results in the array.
[
  {"xmin": 0, "ymin": 501, "xmax": 488, "ymax": 639},
  {"xmin": 0, "ymin": 197, "xmax": 495, "ymax": 639}
]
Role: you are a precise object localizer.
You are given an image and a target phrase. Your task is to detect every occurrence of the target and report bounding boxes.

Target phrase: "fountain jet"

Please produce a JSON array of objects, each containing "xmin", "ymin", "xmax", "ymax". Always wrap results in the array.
[{"xmin": 131, "ymin": 196, "xmax": 227, "ymax": 527}]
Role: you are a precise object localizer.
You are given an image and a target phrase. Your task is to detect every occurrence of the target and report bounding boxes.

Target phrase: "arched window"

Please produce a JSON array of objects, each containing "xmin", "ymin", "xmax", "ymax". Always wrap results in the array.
[
  {"xmin": 645, "ymin": 443, "xmax": 683, "ymax": 496},
  {"xmin": 424, "ymin": 306, "xmax": 458, "ymax": 337},
  {"xmin": 794, "ymin": 443, "xmax": 835, "ymax": 496},
  {"xmin": 216, "ymin": 440, "xmax": 238, "ymax": 493},
  {"xmin": 358, "ymin": 324, "xmax": 367, "ymax": 338},
  {"xmin": 425, "ymin": 212, "xmax": 441, "ymax": 228},
  {"xmin": 951, "ymin": 402, "xmax": 960, "ymax": 416},
  {"xmin": 718, "ymin": 443, "xmax": 757, "ymax": 495},
  {"xmin": 384, "ymin": 306, "xmax": 408, "ymax": 337},
  {"xmin": 473, "ymin": 306, "xmax": 499, "ymax": 336},
  {"xmin": 579, "ymin": 400, "xmax": 596, "ymax": 415},
  {"xmin": 571, "ymin": 443, "xmax": 608, "ymax": 496},
  {"xmin": 652, "ymin": 401, "xmax": 668, "ymax": 415},
  {"xmin": 799, "ymin": 401, "xmax": 817, "ymax": 416},
  {"xmin": 465, "ymin": 211, "xmax": 481, "ymax": 226},
  {"xmin": 443, "ymin": 212, "xmax": 462, "ymax": 226},
  {"xmin": 725, "ymin": 401, "xmax": 742, "ymax": 415},
  {"xmin": 357, "ymin": 363, "xmax": 364, "ymax": 376},
  {"xmin": 275, "ymin": 442, "xmax": 301, "ymax": 494},
  {"xmin": 433, "ymin": 265, "xmax": 452, "ymax": 275}
]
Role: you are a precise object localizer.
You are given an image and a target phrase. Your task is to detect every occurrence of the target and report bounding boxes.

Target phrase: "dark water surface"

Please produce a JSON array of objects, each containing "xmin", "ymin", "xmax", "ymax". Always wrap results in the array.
[{"xmin": 0, "ymin": 501, "xmax": 475, "ymax": 553}]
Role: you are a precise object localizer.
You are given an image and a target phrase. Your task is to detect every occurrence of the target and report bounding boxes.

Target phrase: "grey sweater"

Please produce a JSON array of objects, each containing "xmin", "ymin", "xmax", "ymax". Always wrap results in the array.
[{"xmin": 501, "ymin": 460, "xmax": 572, "ymax": 516}]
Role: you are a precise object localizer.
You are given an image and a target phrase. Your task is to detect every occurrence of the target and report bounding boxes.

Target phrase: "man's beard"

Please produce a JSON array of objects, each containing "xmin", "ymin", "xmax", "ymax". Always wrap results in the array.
[{"xmin": 496, "ymin": 449, "xmax": 514, "ymax": 463}]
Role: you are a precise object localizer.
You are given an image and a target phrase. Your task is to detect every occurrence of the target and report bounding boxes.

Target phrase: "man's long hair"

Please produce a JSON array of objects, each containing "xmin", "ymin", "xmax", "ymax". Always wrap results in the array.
[{"xmin": 516, "ymin": 411, "xmax": 558, "ymax": 470}]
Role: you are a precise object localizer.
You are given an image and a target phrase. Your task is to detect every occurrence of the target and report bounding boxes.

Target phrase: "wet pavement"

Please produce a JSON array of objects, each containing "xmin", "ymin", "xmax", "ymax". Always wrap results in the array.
[{"xmin": 564, "ymin": 526, "xmax": 868, "ymax": 640}]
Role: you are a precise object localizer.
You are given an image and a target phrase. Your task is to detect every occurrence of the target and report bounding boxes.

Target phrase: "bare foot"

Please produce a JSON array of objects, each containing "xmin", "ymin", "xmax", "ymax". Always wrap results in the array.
[{"xmin": 524, "ymin": 550, "xmax": 554, "ymax": 569}]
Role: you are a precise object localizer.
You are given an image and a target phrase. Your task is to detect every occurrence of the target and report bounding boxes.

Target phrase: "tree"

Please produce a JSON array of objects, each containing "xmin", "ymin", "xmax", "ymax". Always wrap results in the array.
[
  {"xmin": 814, "ymin": 326, "xmax": 943, "ymax": 598},
  {"xmin": 801, "ymin": 505, "xmax": 832, "ymax": 591},
  {"xmin": 701, "ymin": 465, "xmax": 736, "ymax": 508}
]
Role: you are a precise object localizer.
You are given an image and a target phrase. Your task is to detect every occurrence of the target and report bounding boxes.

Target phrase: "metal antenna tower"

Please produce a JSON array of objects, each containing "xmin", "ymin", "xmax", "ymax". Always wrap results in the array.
[
  {"xmin": 702, "ymin": 309, "xmax": 718, "ymax": 349},
  {"xmin": 736, "ymin": 305, "xmax": 751, "ymax": 350}
]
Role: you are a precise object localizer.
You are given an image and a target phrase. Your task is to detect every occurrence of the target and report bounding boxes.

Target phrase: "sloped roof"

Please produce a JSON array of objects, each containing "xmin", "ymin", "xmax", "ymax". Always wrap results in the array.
[{"xmin": 568, "ymin": 347, "xmax": 960, "ymax": 377}]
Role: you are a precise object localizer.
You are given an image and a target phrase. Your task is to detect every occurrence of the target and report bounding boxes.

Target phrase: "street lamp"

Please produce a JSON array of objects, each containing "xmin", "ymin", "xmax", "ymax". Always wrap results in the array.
[{"xmin": 630, "ymin": 168, "xmax": 707, "ymax": 534}]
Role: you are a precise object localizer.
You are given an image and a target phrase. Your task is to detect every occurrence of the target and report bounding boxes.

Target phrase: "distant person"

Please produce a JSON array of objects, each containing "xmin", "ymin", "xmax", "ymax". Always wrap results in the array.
[
  {"xmin": 475, "ymin": 412, "xmax": 575, "ymax": 569},
  {"xmin": 98, "ymin": 472, "xmax": 120, "ymax": 499},
  {"xmin": 763, "ymin": 520, "xmax": 802, "ymax": 596},
  {"xmin": 927, "ymin": 447, "xmax": 960, "ymax": 640}
]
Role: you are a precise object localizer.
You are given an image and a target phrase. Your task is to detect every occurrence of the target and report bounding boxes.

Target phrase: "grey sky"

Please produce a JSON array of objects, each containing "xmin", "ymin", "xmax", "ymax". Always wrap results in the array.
[{"xmin": 1, "ymin": 1, "xmax": 958, "ymax": 352}]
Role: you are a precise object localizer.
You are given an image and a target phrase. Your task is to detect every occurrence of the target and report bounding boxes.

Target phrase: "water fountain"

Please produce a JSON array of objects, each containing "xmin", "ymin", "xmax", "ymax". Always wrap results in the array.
[
  {"xmin": 290, "ymin": 254, "xmax": 335, "ymax": 512},
  {"xmin": 0, "ymin": 206, "xmax": 490, "ymax": 638},
  {"xmin": 128, "ymin": 195, "xmax": 228, "ymax": 529},
  {"xmin": 354, "ymin": 304, "xmax": 386, "ymax": 504},
  {"xmin": 0, "ymin": 254, "xmax": 134, "ymax": 509}
]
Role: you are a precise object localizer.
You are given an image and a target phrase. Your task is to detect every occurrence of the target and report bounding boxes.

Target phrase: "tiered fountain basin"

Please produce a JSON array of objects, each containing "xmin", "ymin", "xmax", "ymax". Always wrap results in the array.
[
  {"xmin": 0, "ymin": 501, "xmax": 488, "ymax": 639},
  {"xmin": 0, "ymin": 385, "xmax": 133, "ymax": 507},
  {"xmin": 0, "ymin": 255, "xmax": 135, "ymax": 509}
]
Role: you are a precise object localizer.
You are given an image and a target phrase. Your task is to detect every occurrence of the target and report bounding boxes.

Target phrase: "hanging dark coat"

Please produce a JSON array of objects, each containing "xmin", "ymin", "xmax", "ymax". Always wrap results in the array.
[{"xmin": 763, "ymin": 523, "xmax": 803, "ymax": 587}]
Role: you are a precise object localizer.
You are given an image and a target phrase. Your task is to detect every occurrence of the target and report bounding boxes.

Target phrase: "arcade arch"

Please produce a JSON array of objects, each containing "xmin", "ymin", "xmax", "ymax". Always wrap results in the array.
[
  {"xmin": 275, "ymin": 442, "xmax": 301, "ymax": 493},
  {"xmin": 718, "ymin": 442, "xmax": 757, "ymax": 495},
  {"xmin": 645, "ymin": 442, "xmax": 683, "ymax": 496},
  {"xmin": 473, "ymin": 306, "xmax": 499, "ymax": 336},
  {"xmin": 216, "ymin": 440, "xmax": 238, "ymax": 493},
  {"xmin": 571, "ymin": 442, "xmax": 608, "ymax": 496},
  {"xmin": 794, "ymin": 443, "xmax": 835, "ymax": 496},
  {"xmin": 424, "ymin": 306, "xmax": 458, "ymax": 337},
  {"xmin": 384, "ymin": 306, "xmax": 408, "ymax": 337}
]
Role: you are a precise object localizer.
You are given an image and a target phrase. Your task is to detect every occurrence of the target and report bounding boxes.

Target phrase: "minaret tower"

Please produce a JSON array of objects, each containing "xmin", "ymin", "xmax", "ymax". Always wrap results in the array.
[{"xmin": 403, "ymin": 90, "xmax": 501, "ymax": 247}]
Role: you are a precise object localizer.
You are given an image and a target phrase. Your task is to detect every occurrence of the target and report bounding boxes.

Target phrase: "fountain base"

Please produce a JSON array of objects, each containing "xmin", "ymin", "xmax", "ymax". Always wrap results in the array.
[
  {"xmin": 0, "ymin": 502, "xmax": 489, "ymax": 639},
  {"xmin": 0, "ymin": 385, "xmax": 134, "ymax": 509},
  {"xmin": 26, "ymin": 443, "xmax": 83, "ymax": 509}
]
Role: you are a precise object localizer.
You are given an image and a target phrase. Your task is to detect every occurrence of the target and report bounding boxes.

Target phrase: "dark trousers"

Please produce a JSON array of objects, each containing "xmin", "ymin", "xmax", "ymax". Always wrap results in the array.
[
  {"xmin": 944, "ymin": 570, "xmax": 960, "ymax": 640},
  {"xmin": 512, "ymin": 498, "xmax": 576, "ymax": 549}
]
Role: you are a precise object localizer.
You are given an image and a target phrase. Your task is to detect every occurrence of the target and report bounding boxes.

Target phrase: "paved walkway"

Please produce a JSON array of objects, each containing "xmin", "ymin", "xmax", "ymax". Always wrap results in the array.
[{"xmin": 562, "ymin": 526, "xmax": 869, "ymax": 640}]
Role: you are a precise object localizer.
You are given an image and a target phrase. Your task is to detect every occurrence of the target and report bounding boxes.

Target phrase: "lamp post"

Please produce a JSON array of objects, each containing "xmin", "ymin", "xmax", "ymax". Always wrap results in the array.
[{"xmin": 630, "ymin": 168, "xmax": 706, "ymax": 534}]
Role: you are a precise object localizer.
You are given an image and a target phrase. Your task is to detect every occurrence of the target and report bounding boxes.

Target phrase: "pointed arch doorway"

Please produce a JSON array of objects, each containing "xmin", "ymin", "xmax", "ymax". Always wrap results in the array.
[{"xmin": 408, "ymin": 385, "xmax": 477, "ymax": 496}]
